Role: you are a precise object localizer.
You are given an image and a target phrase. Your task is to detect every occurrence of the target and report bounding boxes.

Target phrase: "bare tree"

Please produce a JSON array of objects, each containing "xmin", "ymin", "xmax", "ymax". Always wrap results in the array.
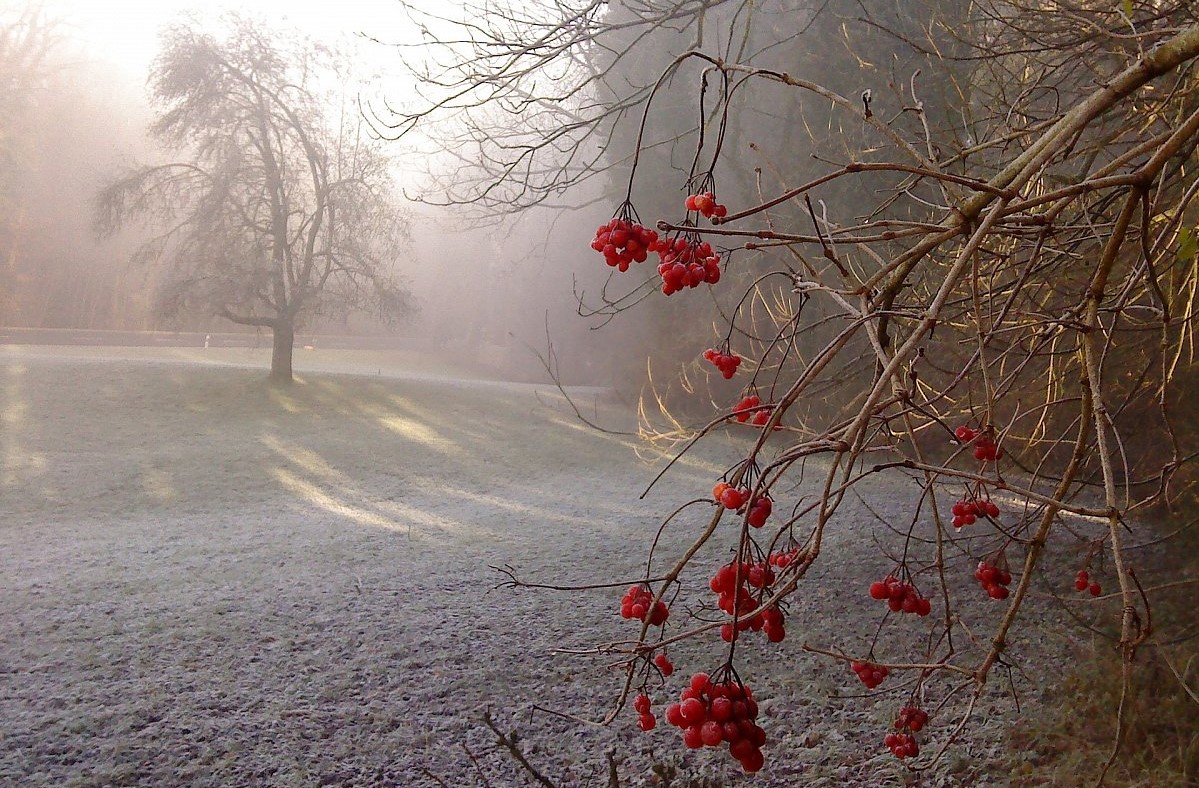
[{"xmin": 96, "ymin": 15, "xmax": 411, "ymax": 383}]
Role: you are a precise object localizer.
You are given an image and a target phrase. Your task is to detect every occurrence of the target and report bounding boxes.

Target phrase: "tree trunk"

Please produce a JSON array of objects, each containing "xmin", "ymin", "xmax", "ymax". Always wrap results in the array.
[{"xmin": 270, "ymin": 320, "xmax": 294, "ymax": 384}]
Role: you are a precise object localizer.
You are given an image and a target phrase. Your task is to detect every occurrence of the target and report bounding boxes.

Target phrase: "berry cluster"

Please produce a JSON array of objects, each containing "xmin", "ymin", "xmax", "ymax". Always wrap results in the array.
[
  {"xmin": 712, "ymin": 482, "xmax": 772, "ymax": 526},
  {"xmin": 975, "ymin": 560, "xmax": 1012, "ymax": 600},
  {"xmin": 620, "ymin": 585, "xmax": 669, "ymax": 625},
  {"xmin": 885, "ymin": 706, "xmax": 928, "ymax": 759},
  {"xmin": 702, "ymin": 348, "xmax": 742, "ymax": 379},
  {"xmin": 685, "ymin": 191, "xmax": 728, "ymax": 220},
  {"xmin": 732, "ymin": 395, "xmax": 762, "ymax": 422},
  {"xmin": 730, "ymin": 397, "xmax": 782, "ymax": 429},
  {"xmin": 851, "ymin": 660, "xmax": 889, "ymax": 689},
  {"xmin": 750, "ymin": 406, "xmax": 776, "ymax": 428},
  {"xmin": 591, "ymin": 218, "xmax": 659, "ymax": 272},
  {"xmin": 634, "ymin": 693, "xmax": 657, "ymax": 731},
  {"xmin": 746, "ymin": 495, "xmax": 772, "ymax": 528},
  {"xmin": 868, "ymin": 575, "xmax": 932, "ymax": 616},
  {"xmin": 1074, "ymin": 569, "xmax": 1102, "ymax": 596},
  {"xmin": 711, "ymin": 560, "xmax": 778, "ymax": 595},
  {"xmin": 721, "ymin": 606, "xmax": 786, "ymax": 644},
  {"xmin": 712, "ymin": 482, "xmax": 749, "ymax": 510},
  {"xmin": 951, "ymin": 497, "xmax": 1000, "ymax": 528},
  {"xmin": 657, "ymin": 237, "xmax": 722, "ymax": 295},
  {"xmin": 662, "ymin": 674, "xmax": 767, "ymax": 773},
  {"xmin": 654, "ymin": 653, "xmax": 674, "ymax": 676},
  {"xmin": 709, "ymin": 562, "xmax": 787, "ymax": 643},
  {"xmin": 886, "ymin": 732, "xmax": 919, "ymax": 759},
  {"xmin": 955, "ymin": 425, "xmax": 1003, "ymax": 462},
  {"xmin": 768, "ymin": 548, "xmax": 800, "ymax": 568}
]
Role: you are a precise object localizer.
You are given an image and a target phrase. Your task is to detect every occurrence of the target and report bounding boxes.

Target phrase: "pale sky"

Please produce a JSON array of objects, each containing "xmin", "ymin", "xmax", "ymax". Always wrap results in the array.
[{"xmin": 48, "ymin": 0, "xmax": 413, "ymax": 80}]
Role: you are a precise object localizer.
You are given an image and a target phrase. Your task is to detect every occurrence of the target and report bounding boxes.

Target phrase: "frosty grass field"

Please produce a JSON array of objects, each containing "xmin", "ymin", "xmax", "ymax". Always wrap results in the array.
[{"xmin": 0, "ymin": 346, "xmax": 1076, "ymax": 786}]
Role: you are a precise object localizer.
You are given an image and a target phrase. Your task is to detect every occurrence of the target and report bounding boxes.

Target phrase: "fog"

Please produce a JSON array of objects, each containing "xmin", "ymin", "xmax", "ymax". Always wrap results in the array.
[{"xmin": 0, "ymin": 1, "xmax": 639, "ymax": 387}]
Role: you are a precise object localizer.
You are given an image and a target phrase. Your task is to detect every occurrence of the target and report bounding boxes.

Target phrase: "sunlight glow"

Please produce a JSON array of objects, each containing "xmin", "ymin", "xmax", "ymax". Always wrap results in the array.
[
  {"xmin": 262, "ymin": 433, "xmax": 489, "ymax": 539},
  {"xmin": 51, "ymin": 0, "xmax": 413, "ymax": 79},
  {"xmin": 2, "ymin": 361, "xmax": 46, "ymax": 487},
  {"xmin": 375, "ymin": 415, "xmax": 462, "ymax": 456}
]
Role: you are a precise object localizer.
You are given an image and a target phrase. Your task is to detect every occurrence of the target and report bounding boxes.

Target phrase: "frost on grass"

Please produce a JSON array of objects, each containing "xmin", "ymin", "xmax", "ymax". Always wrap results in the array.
[{"xmin": 0, "ymin": 348, "xmax": 1076, "ymax": 786}]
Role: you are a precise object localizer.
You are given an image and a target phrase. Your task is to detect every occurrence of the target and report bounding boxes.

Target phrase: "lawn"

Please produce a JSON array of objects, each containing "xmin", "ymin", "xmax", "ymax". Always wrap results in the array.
[{"xmin": 0, "ymin": 346, "xmax": 1078, "ymax": 787}]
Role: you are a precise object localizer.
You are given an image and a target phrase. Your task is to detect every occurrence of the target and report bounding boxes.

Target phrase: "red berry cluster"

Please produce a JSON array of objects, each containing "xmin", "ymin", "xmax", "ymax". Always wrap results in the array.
[
  {"xmin": 886, "ymin": 732, "xmax": 919, "ymax": 759},
  {"xmin": 868, "ymin": 575, "xmax": 932, "ymax": 616},
  {"xmin": 1074, "ymin": 569, "xmax": 1102, "ymax": 596},
  {"xmin": 712, "ymin": 482, "xmax": 749, "ymax": 510},
  {"xmin": 768, "ymin": 548, "xmax": 799, "ymax": 568},
  {"xmin": 851, "ymin": 660, "xmax": 889, "ymax": 689},
  {"xmin": 750, "ymin": 406, "xmax": 775, "ymax": 428},
  {"xmin": 709, "ymin": 562, "xmax": 787, "ymax": 643},
  {"xmin": 975, "ymin": 560, "xmax": 1012, "ymax": 600},
  {"xmin": 733, "ymin": 395, "xmax": 761, "ymax": 422},
  {"xmin": 710, "ymin": 561, "xmax": 776, "ymax": 595},
  {"xmin": 721, "ymin": 606, "xmax": 786, "ymax": 643},
  {"xmin": 955, "ymin": 425, "xmax": 1003, "ymax": 462},
  {"xmin": 731, "ymin": 396, "xmax": 782, "ymax": 429},
  {"xmin": 951, "ymin": 497, "xmax": 1000, "ymax": 528},
  {"xmin": 591, "ymin": 218, "xmax": 659, "ymax": 272},
  {"xmin": 885, "ymin": 706, "xmax": 928, "ymax": 759},
  {"xmin": 685, "ymin": 191, "xmax": 728, "ymax": 220},
  {"xmin": 620, "ymin": 584, "xmax": 669, "ymax": 625},
  {"xmin": 634, "ymin": 693, "xmax": 657, "ymax": 731},
  {"xmin": 702, "ymin": 348, "xmax": 742, "ymax": 379},
  {"xmin": 657, "ymin": 237, "xmax": 722, "ymax": 295},
  {"xmin": 746, "ymin": 496, "xmax": 772, "ymax": 528},
  {"xmin": 712, "ymin": 483, "xmax": 772, "ymax": 527},
  {"xmin": 654, "ymin": 653, "xmax": 674, "ymax": 676},
  {"xmin": 662, "ymin": 674, "xmax": 768, "ymax": 773}
]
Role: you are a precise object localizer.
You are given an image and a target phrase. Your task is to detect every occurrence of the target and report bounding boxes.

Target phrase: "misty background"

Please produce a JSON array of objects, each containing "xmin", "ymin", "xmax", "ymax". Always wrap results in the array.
[{"xmin": 0, "ymin": 0, "xmax": 645, "ymax": 387}]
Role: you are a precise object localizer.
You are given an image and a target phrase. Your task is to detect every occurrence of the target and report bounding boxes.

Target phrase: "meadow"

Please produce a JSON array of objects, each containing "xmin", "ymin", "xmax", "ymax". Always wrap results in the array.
[{"xmin": 0, "ymin": 346, "xmax": 1075, "ymax": 786}]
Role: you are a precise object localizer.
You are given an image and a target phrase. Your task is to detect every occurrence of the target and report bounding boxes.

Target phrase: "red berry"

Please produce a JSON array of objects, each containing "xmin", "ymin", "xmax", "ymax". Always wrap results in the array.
[
  {"xmin": 709, "ymin": 696, "xmax": 732, "ymax": 722},
  {"xmin": 729, "ymin": 738, "xmax": 755, "ymax": 760},
  {"xmin": 739, "ymin": 747, "xmax": 765, "ymax": 773},
  {"xmin": 720, "ymin": 487, "xmax": 748, "ymax": 510},
  {"xmin": 679, "ymin": 697, "xmax": 706, "ymax": 726}
]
